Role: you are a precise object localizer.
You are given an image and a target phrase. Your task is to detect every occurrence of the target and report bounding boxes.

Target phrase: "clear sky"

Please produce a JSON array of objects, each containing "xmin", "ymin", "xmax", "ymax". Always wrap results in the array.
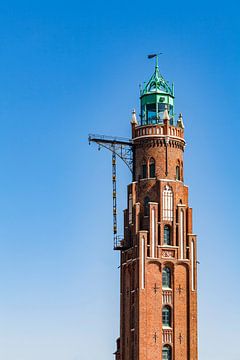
[{"xmin": 0, "ymin": 1, "xmax": 239, "ymax": 359}]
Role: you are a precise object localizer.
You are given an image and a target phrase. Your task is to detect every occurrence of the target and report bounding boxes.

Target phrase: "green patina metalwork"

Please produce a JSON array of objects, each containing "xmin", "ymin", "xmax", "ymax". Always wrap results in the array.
[
  {"xmin": 140, "ymin": 56, "xmax": 173, "ymax": 96},
  {"xmin": 140, "ymin": 55, "xmax": 175, "ymax": 126}
]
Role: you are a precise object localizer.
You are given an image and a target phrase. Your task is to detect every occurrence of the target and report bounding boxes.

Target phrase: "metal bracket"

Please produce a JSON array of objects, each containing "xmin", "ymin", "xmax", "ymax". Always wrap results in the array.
[{"xmin": 88, "ymin": 134, "xmax": 133, "ymax": 173}]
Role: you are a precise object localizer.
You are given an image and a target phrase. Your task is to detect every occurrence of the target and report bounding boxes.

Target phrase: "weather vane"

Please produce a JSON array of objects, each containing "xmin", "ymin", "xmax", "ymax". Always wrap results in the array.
[{"xmin": 147, "ymin": 52, "xmax": 163, "ymax": 67}]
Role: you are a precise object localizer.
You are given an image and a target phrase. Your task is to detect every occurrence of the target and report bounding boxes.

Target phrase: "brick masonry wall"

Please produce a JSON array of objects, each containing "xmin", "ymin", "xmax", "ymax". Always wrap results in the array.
[{"xmin": 117, "ymin": 121, "xmax": 198, "ymax": 360}]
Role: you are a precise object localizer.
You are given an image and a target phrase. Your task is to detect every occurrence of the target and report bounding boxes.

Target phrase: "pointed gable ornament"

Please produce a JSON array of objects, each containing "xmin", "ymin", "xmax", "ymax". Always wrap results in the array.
[
  {"xmin": 131, "ymin": 109, "xmax": 138, "ymax": 125},
  {"xmin": 177, "ymin": 113, "xmax": 184, "ymax": 128},
  {"xmin": 163, "ymin": 105, "xmax": 170, "ymax": 121}
]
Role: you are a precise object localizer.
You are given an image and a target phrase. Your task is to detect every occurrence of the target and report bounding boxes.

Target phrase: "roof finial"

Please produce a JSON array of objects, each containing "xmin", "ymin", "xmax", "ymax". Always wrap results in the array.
[
  {"xmin": 131, "ymin": 109, "xmax": 138, "ymax": 125},
  {"xmin": 163, "ymin": 104, "xmax": 170, "ymax": 121},
  {"xmin": 177, "ymin": 113, "xmax": 184, "ymax": 128},
  {"xmin": 156, "ymin": 54, "xmax": 159, "ymax": 69}
]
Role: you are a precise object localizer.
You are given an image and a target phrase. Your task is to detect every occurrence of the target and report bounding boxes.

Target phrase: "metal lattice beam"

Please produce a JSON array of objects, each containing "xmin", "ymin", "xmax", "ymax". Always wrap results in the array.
[
  {"xmin": 88, "ymin": 134, "xmax": 133, "ymax": 173},
  {"xmin": 89, "ymin": 133, "xmax": 133, "ymax": 250}
]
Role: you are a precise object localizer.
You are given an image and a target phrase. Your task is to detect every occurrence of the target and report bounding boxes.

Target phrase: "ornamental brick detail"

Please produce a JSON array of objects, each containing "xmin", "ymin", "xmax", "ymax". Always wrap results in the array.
[
  {"xmin": 162, "ymin": 249, "xmax": 175, "ymax": 258},
  {"xmin": 162, "ymin": 329, "xmax": 173, "ymax": 344}
]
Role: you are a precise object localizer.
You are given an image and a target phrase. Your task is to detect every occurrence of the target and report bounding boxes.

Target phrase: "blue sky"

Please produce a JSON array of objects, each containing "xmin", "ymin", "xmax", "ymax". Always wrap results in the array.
[{"xmin": 0, "ymin": 1, "xmax": 239, "ymax": 359}]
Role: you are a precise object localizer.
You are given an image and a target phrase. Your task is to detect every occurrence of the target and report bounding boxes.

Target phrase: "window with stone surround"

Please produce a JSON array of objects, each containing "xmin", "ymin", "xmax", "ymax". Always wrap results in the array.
[
  {"xmin": 163, "ymin": 186, "xmax": 173, "ymax": 221},
  {"xmin": 162, "ymin": 306, "xmax": 171, "ymax": 327},
  {"xmin": 149, "ymin": 158, "xmax": 155, "ymax": 178},
  {"xmin": 162, "ymin": 345, "xmax": 172, "ymax": 360},
  {"xmin": 164, "ymin": 225, "xmax": 171, "ymax": 245},
  {"xmin": 162, "ymin": 267, "xmax": 171, "ymax": 288},
  {"xmin": 176, "ymin": 165, "xmax": 180, "ymax": 180}
]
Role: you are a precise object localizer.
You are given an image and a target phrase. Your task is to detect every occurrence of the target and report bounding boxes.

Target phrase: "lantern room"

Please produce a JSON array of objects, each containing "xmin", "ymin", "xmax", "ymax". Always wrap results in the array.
[{"xmin": 140, "ymin": 57, "xmax": 175, "ymax": 125}]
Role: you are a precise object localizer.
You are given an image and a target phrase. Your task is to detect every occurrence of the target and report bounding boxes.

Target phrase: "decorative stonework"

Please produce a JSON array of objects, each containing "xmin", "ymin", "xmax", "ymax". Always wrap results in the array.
[
  {"xmin": 162, "ymin": 329, "xmax": 172, "ymax": 343},
  {"xmin": 134, "ymin": 124, "xmax": 184, "ymax": 140},
  {"xmin": 162, "ymin": 290, "xmax": 172, "ymax": 304},
  {"xmin": 134, "ymin": 138, "xmax": 185, "ymax": 151},
  {"xmin": 162, "ymin": 249, "xmax": 175, "ymax": 258}
]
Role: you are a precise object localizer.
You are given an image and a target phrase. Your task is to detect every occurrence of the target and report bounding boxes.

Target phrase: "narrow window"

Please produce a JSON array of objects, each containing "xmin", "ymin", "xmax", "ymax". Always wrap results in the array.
[
  {"xmin": 147, "ymin": 234, "xmax": 150, "ymax": 257},
  {"xmin": 163, "ymin": 186, "xmax": 173, "ymax": 221},
  {"xmin": 176, "ymin": 165, "xmax": 180, "ymax": 180},
  {"xmin": 142, "ymin": 162, "xmax": 147, "ymax": 178},
  {"xmin": 162, "ymin": 345, "xmax": 172, "ymax": 360},
  {"xmin": 151, "ymin": 208, "xmax": 156, "ymax": 258},
  {"xmin": 131, "ymin": 265, "xmax": 135, "ymax": 291},
  {"xmin": 158, "ymin": 224, "xmax": 161, "ymax": 245},
  {"xmin": 131, "ymin": 305, "xmax": 135, "ymax": 329},
  {"xmin": 147, "ymin": 246, "xmax": 150, "ymax": 257},
  {"xmin": 149, "ymin": 158, "xmax": 155, "ymax": 178},
  {"xmin": 128, "ymin": 193, "xmax": 133, "ymax": 224},
  {"xmin": 164, "ymin": 225, "xmax": 171, "ymax": 245},
  {"xmin": 176, "ymin": 225, "xmax": 179, "ymax": 246},
  {"xmin": 144, "ymin": 196, "xmax": 150, "ymax": 216},
  {"xmin": 162, "ymin": 306, "xmax": 171, "ymax": 327},
  {"xmin": 180, "ymin": 209, "xmax": 184, "ymax": 259},
  {"xmin": 141, "ymin": 237, "xmax": 145, "ymax": 289},
  {"xmin": 162, "ymin": 267, "xmax": 171, "ymax": 288}
]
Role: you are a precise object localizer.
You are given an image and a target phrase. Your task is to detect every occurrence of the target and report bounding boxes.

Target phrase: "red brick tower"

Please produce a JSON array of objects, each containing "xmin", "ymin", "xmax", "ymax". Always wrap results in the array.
[{"xmin": 115, "ymin": 60, "xmax": 198, "ymax": 360}]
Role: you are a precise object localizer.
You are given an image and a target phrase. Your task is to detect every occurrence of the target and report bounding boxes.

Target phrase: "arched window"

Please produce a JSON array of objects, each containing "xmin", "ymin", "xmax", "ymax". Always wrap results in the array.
[
  {"xmin": 144, "ymin": 196, "xmax": 150, "ymax": 216},
  {"xmin": 164, "ymin": 225, "xmax": 171, "ymax": 245},
  {"xmin": 162, "ymin": 345, "xmax": 172, "ymax": 360},
  {"xmin": 163, "ymin": 186, "xmax": 173, "ymax": 221},
  {"xmin": 149, "ymin": 158, "xmax": 155, "ymax": 178},
  {"xmin": 162, "ymin": 267, "xmax": 171, "ymax": 288},
  {"xmin": 176, "ymin": 165, "xmax": 180, "ymax": 180},
  {"xmin": 142, "ymin": 161, "xmax": 147, "ymax": 178},
  {"xmin": 162, "ymin": 306, "xmax": 171, "ymax": 327}
]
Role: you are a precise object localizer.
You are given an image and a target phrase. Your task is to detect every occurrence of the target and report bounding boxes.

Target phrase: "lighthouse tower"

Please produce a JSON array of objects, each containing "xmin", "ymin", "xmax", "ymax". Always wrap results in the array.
[{"xmin": 115, "ymin": 60, "xmax": 198, "ymax": 360}]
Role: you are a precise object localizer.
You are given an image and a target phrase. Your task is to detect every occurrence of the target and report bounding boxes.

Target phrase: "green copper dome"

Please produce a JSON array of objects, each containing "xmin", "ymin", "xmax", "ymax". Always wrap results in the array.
[{"xmin": 140, "ymin": 57, "xmax": 175, "ymax": 125}]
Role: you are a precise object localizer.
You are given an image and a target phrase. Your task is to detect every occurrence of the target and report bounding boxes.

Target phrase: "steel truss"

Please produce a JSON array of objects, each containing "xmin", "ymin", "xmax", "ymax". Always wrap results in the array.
[{"xmin": 88, "ymin": 133, "xmax": 133, "ymax": 249}]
